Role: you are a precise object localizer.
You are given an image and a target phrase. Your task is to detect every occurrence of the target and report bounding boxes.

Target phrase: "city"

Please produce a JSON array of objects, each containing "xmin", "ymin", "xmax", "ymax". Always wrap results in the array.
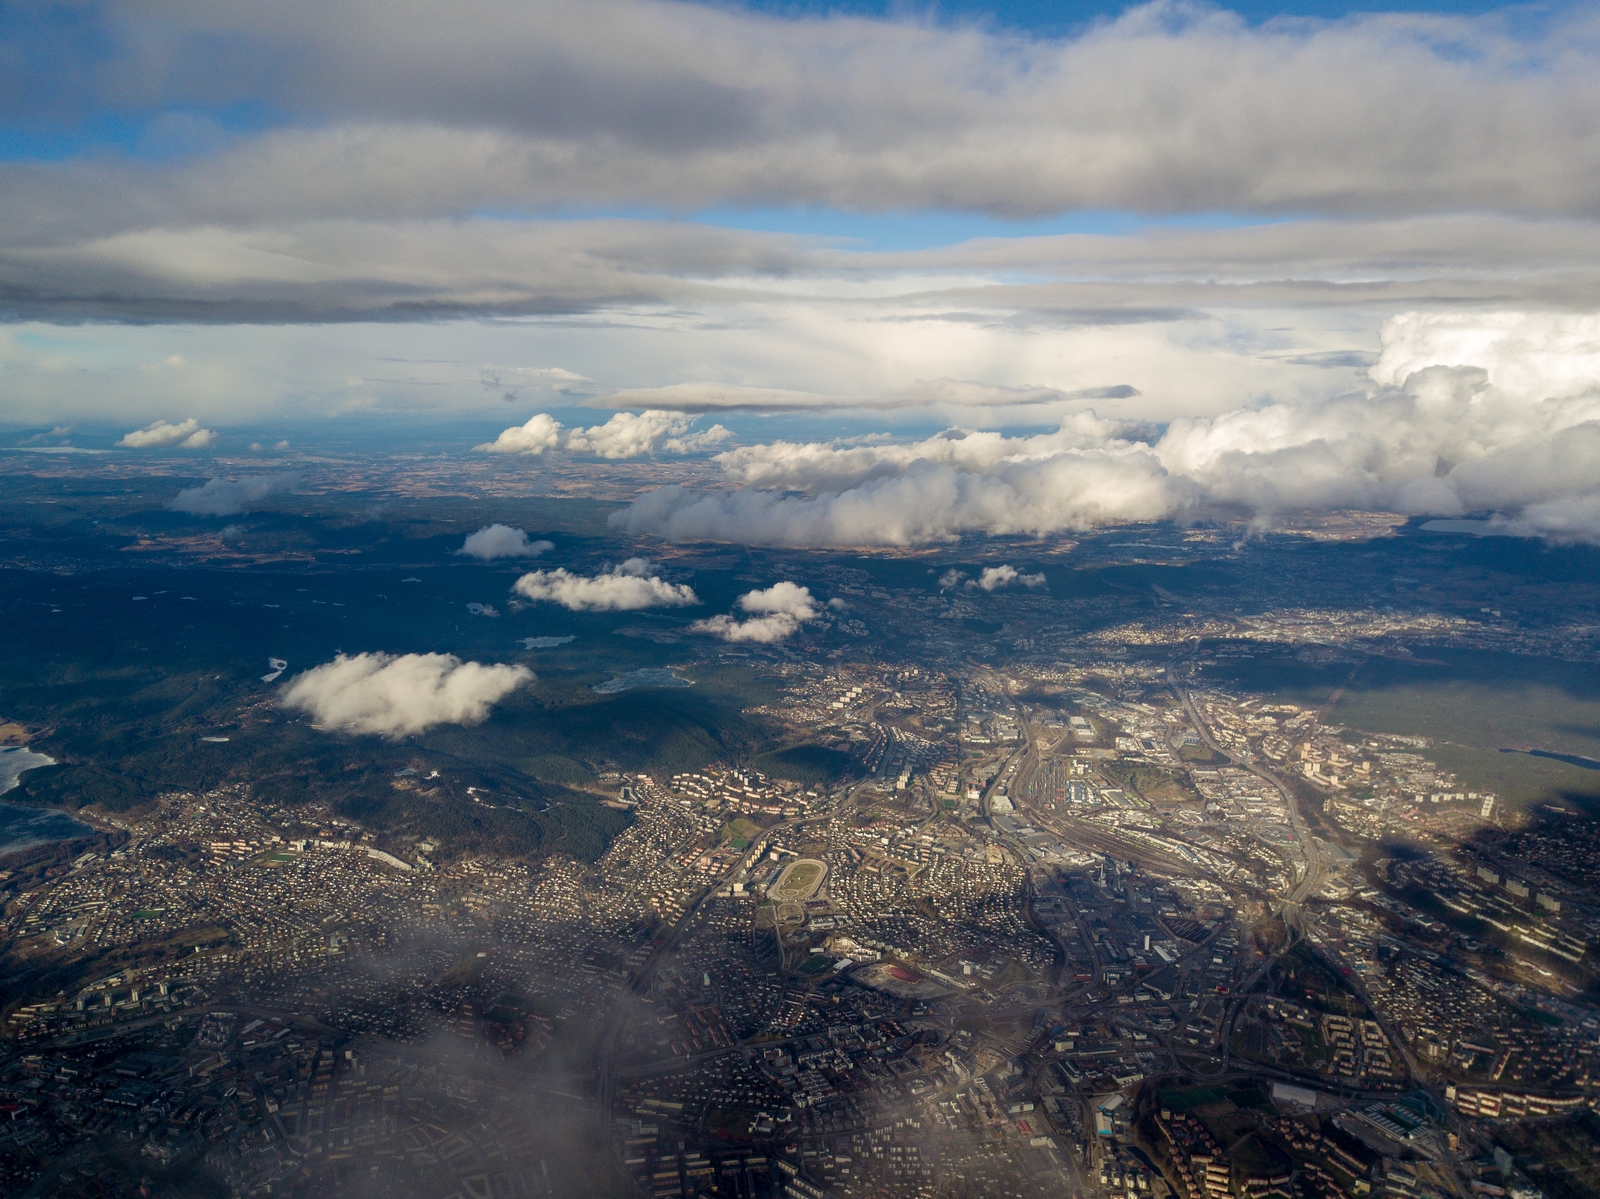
[{"xmin": 3, "ymin": 518, "xmax": 1598, "ymax": 1199}]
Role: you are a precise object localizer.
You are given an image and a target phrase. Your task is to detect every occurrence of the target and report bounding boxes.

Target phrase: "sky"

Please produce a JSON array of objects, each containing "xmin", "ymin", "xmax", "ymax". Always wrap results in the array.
[{"xmin": 2, "ymin": 0, "xmax": 1599, "ymax": 544}]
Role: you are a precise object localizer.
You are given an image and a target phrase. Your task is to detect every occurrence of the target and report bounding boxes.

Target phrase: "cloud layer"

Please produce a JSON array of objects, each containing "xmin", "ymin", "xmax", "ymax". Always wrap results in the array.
[
  {"xmin": 168, "ymin": 473, "xmax": 297, "ymax": 516},
  {"xmin": 477, "ymin": 409, "xmax": 731, "ymax": 458},
  {"xmin": 9, "ymin": 1, "xmax": 1600, "ymax": 229},
  {"xmin": 456, "ymin": 524, "xmax": 554, "ymax": 560},
  {"xmin": 613, "ymin": 311, "xmax": 1600, "ymax": 546},
  {"xmin": 691, "ymin": 581, "xmax": 818, "ymax": 643},
  {"xmin": 1, "ymin": 2, "xmax": 1599, "ymax": 331},
  {"xmin": 280, "ymin": 652, "xmax": 532, "ymax": 737},
  {"xmin": 511, "ymin": 559, "xmax": 699, "ymax": 610}
]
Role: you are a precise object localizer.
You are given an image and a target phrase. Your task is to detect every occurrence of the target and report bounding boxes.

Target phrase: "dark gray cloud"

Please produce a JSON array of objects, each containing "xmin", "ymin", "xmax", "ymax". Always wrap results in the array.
[
  {"xmin": 1, "ymin": 209, "xmax": 1597, "ymax": 326},
  {"xmin": 5, "ymin": 2, "xmax": 1600, "ymax": 223},
  {"xmin": 0, "ymin": 218, "xmax": 811, "ymax": 324}
]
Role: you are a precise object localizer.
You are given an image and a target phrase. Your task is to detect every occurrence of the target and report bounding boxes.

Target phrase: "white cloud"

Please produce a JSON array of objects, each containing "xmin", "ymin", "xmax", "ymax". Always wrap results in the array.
[
  {"xmin": 614, "ymin": 311, "xmax": 1600, "ymax": 546},
  {"xmin": 1369, "ymin": 311, "xmax": 1600, "ymax": 402},
  {"xmin": 938, "ymin": 568, "xmax": 965, "ymax": 589},
  {"xmin": 476, "ymin": 409, "xmax": 731, "ymax": 458},
  {"xmin": 476, "ymin": 412, "xmax": 563, "ymax": 454},
  {"xmin": 712, "ymin": 410, "xmax": 1153, "ymax": 492},
  {"xmin": 119, "ymin": 417, "xmax": 218, "ymax": 449},
  {"xmin": 974, "ymin": 565, "xmax": 1046, "ymax": 591},
  {"xmin": 511, "ymin": 558, "xmax": 699, "ymax": 611},
  {"xmin": 615, "ymin": 447, "xmax": 1181, "ymax": 546},
  {"xmin": 169, "ymin": 473, "xmax": 297, "ymax": 516},
  {"xmin": 736, "ymin": 581, "xmax": 817, "ymax": 620},
  {"xmin": 1483, "ymin": 495, "xmax": 1600, "ymax": 545},
  {"xmin": 691, "ymin": 612, "xmax": 801, "ymax": 643},
  {"xmin": 456, "ymin": 524, "xmax": 554, "ymax": 560},
  {"xmin": 280, "ymin": 651, "xmax": 531, "ymax": 738},
  {"xmin": 691, "ymin": 582, "xmax": 818, "ymax": 643}
]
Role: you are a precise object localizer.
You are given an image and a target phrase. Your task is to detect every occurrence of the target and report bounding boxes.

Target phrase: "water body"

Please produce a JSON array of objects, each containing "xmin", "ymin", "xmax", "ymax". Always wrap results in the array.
[
  {"xmin": 592, "ymin": 668, "xmax": 693, "ymax": 694},
  {"xmin": 1499, "ymin": 747, "xmax": 1600, "ymax": 771},
  {"xmin": 1421, "ymin": 519, "xmax": 1521, "ymax": 538},
  {"xmin": 0, "ymin": 747, "xmax": 90, "ymax": 858}
]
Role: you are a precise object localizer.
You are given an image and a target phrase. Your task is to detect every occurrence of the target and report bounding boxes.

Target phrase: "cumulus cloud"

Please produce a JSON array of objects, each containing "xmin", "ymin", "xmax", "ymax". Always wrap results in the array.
[
  {"xmin": 456, "ymin": 524, "xmax": 554, "ymax": 560},
  {"xmin": 615, "ymin": 429, "xmax": 1179, "ymax": 546},
  {"xmin": 280, "ymin": 651, "xmax": 531, "ymax": 738},
  {"xmin": 119, "ymin": 417, "xmax": 218, "ymax": 449},
  {"xmin": 612, "ymin": 311, "xmax": 1600, "ymax": 547},
  {"xmin": 477, "ymin": 413, "xmax": 563, "ymax": 455},
  {"xmin": 511, "ymin": 558, "xmax": 699, "ymax": 611},
  {"xmin": 938, "ymin": 569, "xmax": 965, "ymax": 589},
  {"xmin": 692, "ymin": 582, "xmax": 818, "ymax": 643},
  {"xmin": 476, "ymin": 409, "xmax": 731, "ymax": 458},
  {"xmin": 974, "ymin": 565, "xmax": 1046, "ymax": 591},
  {"xmin": 169, "ymin": 473, "xmax": 297, "ymax": 516},
  {"xmin": 736, "ymin": 581, "xmax": 817, "ymax": 620}
]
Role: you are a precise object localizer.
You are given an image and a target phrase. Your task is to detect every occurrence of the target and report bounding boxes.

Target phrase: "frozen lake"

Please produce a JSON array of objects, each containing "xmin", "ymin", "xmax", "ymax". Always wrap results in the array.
[
  {"xmin": 592, "ymin": 668, "xmax": 693, "ymax": 694},
  {"xmin": 0, "ymin": 746, "xmax": 90, "ymax": 857}
]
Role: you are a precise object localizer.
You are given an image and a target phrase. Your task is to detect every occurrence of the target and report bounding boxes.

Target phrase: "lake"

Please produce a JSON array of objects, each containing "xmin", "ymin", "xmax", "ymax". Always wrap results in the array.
[{"xmin": 0, "ymin": 746, "xmax": 90, "ymax": 858}]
